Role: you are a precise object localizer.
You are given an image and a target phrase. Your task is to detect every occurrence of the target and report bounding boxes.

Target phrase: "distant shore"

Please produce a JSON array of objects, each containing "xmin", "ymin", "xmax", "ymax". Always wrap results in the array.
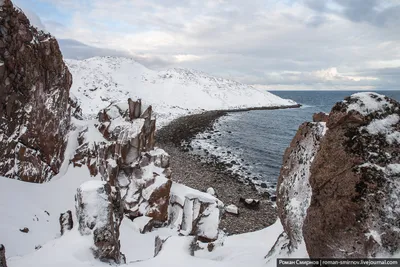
[{"xmin": 155, "ymin": 103, "xmax": 301, "ymax": 234}]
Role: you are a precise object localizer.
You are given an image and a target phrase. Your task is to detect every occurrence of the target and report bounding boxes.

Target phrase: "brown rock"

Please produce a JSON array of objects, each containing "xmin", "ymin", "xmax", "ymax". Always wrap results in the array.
[
  {"xmin": 312, "ymin": 112, "xmax": 329, "ymax": 122},
  {"xmin": 303, "ymin": 93, "xmax": 400, "ymax": 258},
  {"xmin": 276, "ymin": 121, "xmax": 326, "ymax": 251},
  {"xmin": 146, "ymin": 179, "xmax": 173, "ymax": 222},
  {"xmin": 0, "ymin": 244, "xmax": 7, "ymax": 267},
  {"xmin": 19, "ymin": 227, "xmax": 29, "ymax": 233},
  {"xmin": 0, "ymin": 0, "xmax": 71, "ymax": 182}
]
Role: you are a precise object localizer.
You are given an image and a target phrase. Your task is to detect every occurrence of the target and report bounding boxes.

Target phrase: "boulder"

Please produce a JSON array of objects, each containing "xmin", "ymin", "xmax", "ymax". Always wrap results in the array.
[
  {"xmin": 59, "ymin": 210, "xmax": 73, "ymax": 235},
  {"xmin": 239, "ymin": 197, "xmax": 260, "ymax": 209},
  {"xmin": 0, "ymin": 0, "xmax": 71, "ymax": 182},
  {"xmin": 225, "ymin": 204, "xmax": 239, "ymax": 215},
  {"xmin": 169, "ymin": 183, "xmax": 223, "ymax": 242},
  {"xmin": 154, "ymin": 236, "xmax": 167, "ymax": 257},
  {"xmin": 0, "ymin": 244, "xmax": 7, "ymax": 267},
  {"xmin": 75, "ymin": 181, "xmax": 125, "ymax": 264},
  {"xmin": 303, "ymin": 92, "xmax": 400, "ymax": 258}
]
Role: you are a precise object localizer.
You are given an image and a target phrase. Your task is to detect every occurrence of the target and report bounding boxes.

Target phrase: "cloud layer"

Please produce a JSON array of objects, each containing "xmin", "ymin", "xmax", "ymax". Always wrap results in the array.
[{"xmin": 13, "ymin": 0, "xmax": 400, "ymax": 90}]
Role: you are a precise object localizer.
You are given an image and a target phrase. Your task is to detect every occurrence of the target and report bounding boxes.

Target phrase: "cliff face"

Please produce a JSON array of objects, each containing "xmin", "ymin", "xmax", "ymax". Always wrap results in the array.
[
  {"xmin": 0, "ymin": 0, "xmax": 72, "ymax": 182},
  {"xmin": 276, "ymin": 121, "xmax": 326, "ymax": 251},
  {"xmin": 276, "ymin": 92, "xmax": 400, "ymax": 258},
  {"xmin": 304, "ymin": 93, "xmax": 400, "ymax": 258}
]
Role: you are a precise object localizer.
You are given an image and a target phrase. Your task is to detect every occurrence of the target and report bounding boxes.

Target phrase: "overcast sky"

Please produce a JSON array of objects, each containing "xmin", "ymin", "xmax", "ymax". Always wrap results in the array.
[{"xmin": 13, "ymin": 0, "xmax": 400, "ymax": 90}]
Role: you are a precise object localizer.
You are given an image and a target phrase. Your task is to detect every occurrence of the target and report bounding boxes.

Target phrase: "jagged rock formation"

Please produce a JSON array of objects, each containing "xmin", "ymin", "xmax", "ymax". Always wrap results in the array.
[
  {"xmin": 71, "ymin": 98, "xmax": 223, "ymax": 241},
  {"xmin": 276, "ymin": 122, "xmax": 326, "ymax": 251},
  {"xmin": 75, "ymin": 181, "xmax": 125, "ymax": 264},
  {"xmin": 303, "ymin": 92, "xmax": 400, "ymax": 258},
  {"xmin": 71, "ymin": 99, "xmax": 156, "ymax": 185},
  {"xmin": 0, "ymin": 244, "xmax": 7, "ymax": 267},
  {"xmin": 274, "ymin": 92, "xmax": 400, "ymax": 259},
  {"xmin": 59, "ymin": 210, "xmax": 73, "ymax": 235},
  {"xmin": 0, "ymin": 0, "xmax": 72, "ymax": 182}
]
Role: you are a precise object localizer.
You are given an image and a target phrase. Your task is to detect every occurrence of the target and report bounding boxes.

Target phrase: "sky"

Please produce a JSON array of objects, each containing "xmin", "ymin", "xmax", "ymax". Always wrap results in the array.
[{"xmin": 12, "ymin": 0, "xmax": 400, "ymax": 90}]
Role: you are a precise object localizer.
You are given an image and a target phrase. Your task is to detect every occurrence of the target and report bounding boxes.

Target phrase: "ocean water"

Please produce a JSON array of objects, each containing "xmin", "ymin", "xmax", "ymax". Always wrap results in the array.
[{"xmin": 190, "ymin": 90, "xmax": 400, "ymax": 188}]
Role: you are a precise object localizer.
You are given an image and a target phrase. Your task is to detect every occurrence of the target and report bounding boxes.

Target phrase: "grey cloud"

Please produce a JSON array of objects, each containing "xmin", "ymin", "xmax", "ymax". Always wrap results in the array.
[{"xmin": 58, "ymin": 39, "xmax": 131, "ymax": 60}]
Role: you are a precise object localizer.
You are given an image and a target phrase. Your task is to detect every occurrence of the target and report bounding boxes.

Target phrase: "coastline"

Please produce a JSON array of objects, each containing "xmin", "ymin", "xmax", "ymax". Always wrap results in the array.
[{"xmin": 155, "ymin": 104, "xmax": 301, "ymax": 234}]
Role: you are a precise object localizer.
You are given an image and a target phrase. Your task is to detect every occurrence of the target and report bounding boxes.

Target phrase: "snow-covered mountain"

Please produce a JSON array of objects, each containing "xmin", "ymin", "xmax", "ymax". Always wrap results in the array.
[{"xmin": 66, "ymin": 57, "xmax": 297, "ymax": 127}]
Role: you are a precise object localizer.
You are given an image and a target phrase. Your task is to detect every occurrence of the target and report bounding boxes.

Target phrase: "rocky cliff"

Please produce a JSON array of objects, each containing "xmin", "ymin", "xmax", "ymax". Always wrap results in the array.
[
  {"xmin": 274, "ymin": 92, "xmax": 400, "ymax": 258},
  {"xmin": 0, "ymin": 0, "xmax": 72, "ymax": 182}
]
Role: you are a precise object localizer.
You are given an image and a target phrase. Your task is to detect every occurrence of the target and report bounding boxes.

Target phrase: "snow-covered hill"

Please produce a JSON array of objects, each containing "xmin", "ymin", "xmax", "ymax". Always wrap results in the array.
[{"xmin": 66, "ymin": 57, "xmax": 297, "ymax": 128}]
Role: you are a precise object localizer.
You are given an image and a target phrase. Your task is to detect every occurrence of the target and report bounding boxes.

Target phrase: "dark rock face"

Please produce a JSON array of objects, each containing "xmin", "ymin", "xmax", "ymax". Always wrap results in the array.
[
  {"xmin": 276, "ymin": 122, "xmax": 326, "ymax": 251},
  {"xmin": 0, "ymin": 244, "xmax": 7, "ymax": 267},
  {"xmin": 302, "ymin": 93, "xmax": 400, "ymax": 258},
  {"xmin": 0, "ymin": 0, "xmax": 72, "ymax": 182},
  {"xmin": 59, "ymin": 210, "xmax": 73, "ymax": 235},
  {"xmin": 75, "ymin": 181, "xmax": 125, "ymax": 264}
]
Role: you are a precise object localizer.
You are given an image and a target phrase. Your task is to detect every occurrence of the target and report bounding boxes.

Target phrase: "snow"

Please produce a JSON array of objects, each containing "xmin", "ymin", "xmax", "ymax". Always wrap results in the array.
[
  {"xmin": 386, "ymin": 164, "xmax": 400, "ymax": 175},
  {"xmin": 207, "ymin": 187, "xmax": 216, "ymax": 196},
  {"xmin": 0, "ymin": 167, "xmax": 100, "ymax": 258},
  {"xmin": 66, "ymin": 57, "xmax": 297, "ymax": 128},
  {"xmin": 225, "ymin": 204, "xmax": 239, "ymax": 215},
  {"xmin": 346, "ymin": 92, "xmax": 393, "ymax": 116},
  {"xmin": 365, "ymin": 230, "xmax": 382, "ymax": 246},
  {"xmin": 365, "ymin": 114, "xmax": 400, "ymax": 144}
]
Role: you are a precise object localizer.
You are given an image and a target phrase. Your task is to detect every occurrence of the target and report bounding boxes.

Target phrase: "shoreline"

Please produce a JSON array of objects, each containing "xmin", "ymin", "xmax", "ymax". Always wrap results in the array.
[{"xmin": 155, "ymin": 104, "xmax": 301, "ymax": 234}]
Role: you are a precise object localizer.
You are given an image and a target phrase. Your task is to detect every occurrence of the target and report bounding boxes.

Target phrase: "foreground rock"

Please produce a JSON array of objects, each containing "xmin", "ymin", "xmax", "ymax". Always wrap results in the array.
[
  {"xmin": 276, "ymin": 121, "xmax": 326, "ymax": 251},
  {"xmin": 59, "ymin": 210, "xmax": 73, "ymax": 235},
  {"xmin": 304, "ymin": 92, "xmax": 400, "ymax": 258},
  {"xmin": 0, "ymin": 245, "xmax": 7, "ymax": 267},
  {"xmin": 0, "ymin": 0, "xmax": 72, "ymax": 182},
  {"xmin": 75, "ymin": 181, "xmax": 125, "ymax": 264},
  {"xmin": 273, "ymin": 92, "xmax": 400, "ymax": 258},
  {"xmin": 71, "ymin": 98, "xmax": 223, "ymax": 241}
]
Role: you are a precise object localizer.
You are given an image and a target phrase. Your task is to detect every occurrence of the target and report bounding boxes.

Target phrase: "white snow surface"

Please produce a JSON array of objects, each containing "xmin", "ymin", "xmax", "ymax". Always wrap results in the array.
[
  {"xmin": 66, "ymin": 57, "xmax": 296, "ymax": 128},
  {"xmin": 346, "ymin": 92, "xmax": 393, "ymax": 116}
]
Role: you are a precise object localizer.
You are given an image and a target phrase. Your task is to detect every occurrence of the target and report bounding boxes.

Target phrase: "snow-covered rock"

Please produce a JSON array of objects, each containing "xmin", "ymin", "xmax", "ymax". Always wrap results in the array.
[
  {"xmin": 303, "ymin": 92, "xmax": 400, "ymax": 258},
  {"xmin": 59, "ymin": 210, "xmax": 73, "ymax": 235},
  {"xmin": 225, "ymin": 204, "xmax": 239, "ymax": 215},
  {"xmin": 0, "ymin": 244, "xmax": 6, "ymax": 267},
  {"xmin": 276, "ymin": 121, "xmax": 326, "ymax": 251},
  {"xmin": 0, "ymin": 0, "xmax": 72, "ymax": 182},
  {"xmin": 206, "ymin": 187, "xmax": 217, "ymax": 197},
  {"xmin": 274, "ymin": 92, "xmax": 400, "ymax": 259},
  {"xmin": 66, "ymin": 56, "xmax": 297, "ymax": 129},
  {"xmin": 75, "ymin": 180, "xmax": 126, "ymax": 264}
]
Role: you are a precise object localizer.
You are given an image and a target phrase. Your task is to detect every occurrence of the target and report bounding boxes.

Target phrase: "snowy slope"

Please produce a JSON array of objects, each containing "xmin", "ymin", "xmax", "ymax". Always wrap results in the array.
[{"xmin": 66, "ymin": 57, "xmax": 297, "ymax": 128}]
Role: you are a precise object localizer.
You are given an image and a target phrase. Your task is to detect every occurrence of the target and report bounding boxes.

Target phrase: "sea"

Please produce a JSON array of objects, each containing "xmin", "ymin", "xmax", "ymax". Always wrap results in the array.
[{"xmin": 190, "ymin": 90, "xmax": 400, "ymax": 189}]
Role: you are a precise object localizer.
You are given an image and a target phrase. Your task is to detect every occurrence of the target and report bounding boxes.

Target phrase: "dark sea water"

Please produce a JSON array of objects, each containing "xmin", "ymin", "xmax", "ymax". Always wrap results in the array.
[{"xmin": 193, "ymin": 90, "xmax": 400, "ymax": 188}]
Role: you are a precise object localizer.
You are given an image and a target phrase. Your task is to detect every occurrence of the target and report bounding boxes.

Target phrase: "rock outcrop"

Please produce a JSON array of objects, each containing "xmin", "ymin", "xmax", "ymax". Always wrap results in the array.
[
  {"xmin": 59, "ymin": 210, "xmax": 73, "ymax": 235},
  {"xmin": 276, "ymin": 121, "xmax": 326, "ymax": 251},
  {"xmin": 303, "ymin": 92, "xmax": 400, "ymax": 258},
  {"xmin": 0, "ymin": 0, "xmax": 72, "ymax": 182},
  {"xmin": 0, "ymin": 244, "xmax": 7, "ymax": 267},
  {"xmin": 75, "ymin": 181, "xmax": 125, "ymax": 264},
  {"xmin": 71, "ymin": 99, "xmax": 156, "ymax": 186},
  {"xmin": 275, "ymin": 92, "xmax": 400, "ymax": 259}
]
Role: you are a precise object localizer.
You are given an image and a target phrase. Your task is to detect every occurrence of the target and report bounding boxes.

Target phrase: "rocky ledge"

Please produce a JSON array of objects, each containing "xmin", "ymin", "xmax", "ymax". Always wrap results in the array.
[
  {"xmin": 269, "ymin": 92, "xmax": 400, "ymax": 259},
  {"xmin": 0, "ymin": 0, "xmax": 72, "ymax": 182}
]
